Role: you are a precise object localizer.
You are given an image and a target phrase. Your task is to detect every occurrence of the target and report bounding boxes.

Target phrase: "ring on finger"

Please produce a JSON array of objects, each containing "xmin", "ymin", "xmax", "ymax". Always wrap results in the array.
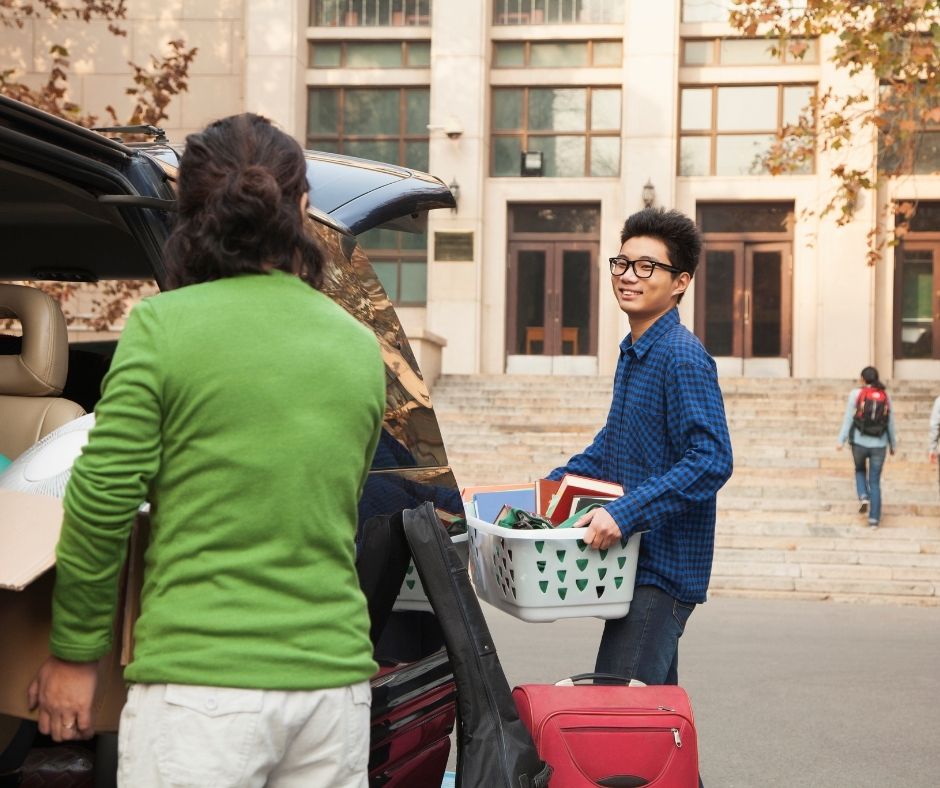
[{"xmin": 63, "ymin": 720, "xmax": 76, "ymax": 730}]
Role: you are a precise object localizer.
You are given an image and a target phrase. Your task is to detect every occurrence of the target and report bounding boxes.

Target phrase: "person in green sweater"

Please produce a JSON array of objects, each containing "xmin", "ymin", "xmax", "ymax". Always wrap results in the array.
[{"xmin": 27, "ymin": 113, "xmax": 385, "ymax": 787}]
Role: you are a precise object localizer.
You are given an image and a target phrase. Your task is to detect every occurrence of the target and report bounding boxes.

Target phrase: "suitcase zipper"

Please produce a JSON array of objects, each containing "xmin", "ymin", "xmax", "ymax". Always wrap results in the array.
[{"xmin": 548, "ymin": 718, "xmax": 687, "ymax": 750}]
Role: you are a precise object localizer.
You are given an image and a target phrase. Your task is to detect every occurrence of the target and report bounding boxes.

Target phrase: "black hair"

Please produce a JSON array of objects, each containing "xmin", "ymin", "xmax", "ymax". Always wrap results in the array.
[
  {"xmin": 163, "ymin": 113, "xmax": 324, "ymax": 289},
  {"xmin": 620, "ymin": 208, "xmax": 702, "ymax": 305},
  {"xmin": 861, "ymin": 366, "xmax": 885, "ymax": 390},
  {"xmin": 620, "ymin": 207, "xmax": 702, "ymax": 277}
]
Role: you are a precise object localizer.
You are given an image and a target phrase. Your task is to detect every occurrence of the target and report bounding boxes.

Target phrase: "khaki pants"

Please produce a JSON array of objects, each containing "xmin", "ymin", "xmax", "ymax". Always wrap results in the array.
[{"xmin": 118, "ymin": 681, "xmax": 371, "ymax": 787}]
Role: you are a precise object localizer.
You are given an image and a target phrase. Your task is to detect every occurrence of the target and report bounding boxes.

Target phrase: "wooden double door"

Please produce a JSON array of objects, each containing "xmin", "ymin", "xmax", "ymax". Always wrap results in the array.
[
  {"xmin": 507, "ymin": 241, "xmax": 598, "ymax": 359},
  {"xmin": 695, "ymin": 241, "xmax": 792, "ymax": 375}
]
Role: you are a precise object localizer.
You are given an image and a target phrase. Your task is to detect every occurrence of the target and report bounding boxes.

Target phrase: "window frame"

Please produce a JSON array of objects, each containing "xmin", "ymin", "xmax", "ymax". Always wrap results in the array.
[
  {"xmin": 680, "ymin": 37, "xmax": 819, "ymax": 67},
  {"xmin": 307, "ymin": 86, "xmax": 431, "ymax": 305},
  {"xmin": 492, "ymin": 39, "xmax": 623, "ymax": 69},
  {"xmin": 681, "ymin": 0, "xmax": 810, "ymax": 24},
  {"xmin": 677, "ymin": 82, "xmax": 817, "ymax": 177},
  {"xmin": 491, "ymin": 0, "xmax": 626, "ymax": 25},
  {"xmin": 877, "ymin": 83, "xmax": 940, "ymax": 175},
  {"xmin": 306, "ymin": 86, "xmax": 430, "ymax": 170},
  {"xmin": 309, "ymin": 40, "xmax": 431, "ymax": 68},
  {"xmin": 490, "ymin": 85, "xmax": 622, "ymax": 178},
  {"xmin": 361, "ymin": 235, "xmax": 429, "ymax": 307},
  {"xmin": 311, "ymin": 0, "xmax": 432, "ymax": 27}
]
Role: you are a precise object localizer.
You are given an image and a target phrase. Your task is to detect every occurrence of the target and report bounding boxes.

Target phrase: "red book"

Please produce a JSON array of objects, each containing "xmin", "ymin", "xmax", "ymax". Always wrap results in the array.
[
  {"xmin": 545, "ymin": 474, "xmax": 623, "ymax": 525},
  {"xmin": 534, "ymin": 478, "xmax": 561, "ymax": 516}
]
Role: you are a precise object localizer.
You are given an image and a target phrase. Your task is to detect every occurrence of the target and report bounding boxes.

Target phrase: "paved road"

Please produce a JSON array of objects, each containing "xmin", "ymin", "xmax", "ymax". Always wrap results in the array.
[{"xmin": 454, "ymin": 597, "xmax": 940, "ymax": 787}]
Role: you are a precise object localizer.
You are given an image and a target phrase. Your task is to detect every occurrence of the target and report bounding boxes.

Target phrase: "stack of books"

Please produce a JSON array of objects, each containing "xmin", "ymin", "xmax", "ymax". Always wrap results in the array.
[
  {"xmin": 462, "ymin": 474, "xmax": 623, "ymax": 526},
  {"xmin": 540, "ymin": 474, "xmax": 623, "ymax": 525},
  {"xmin": 462, "ymin": 482, "xmax": 536, "ymax": 523}
]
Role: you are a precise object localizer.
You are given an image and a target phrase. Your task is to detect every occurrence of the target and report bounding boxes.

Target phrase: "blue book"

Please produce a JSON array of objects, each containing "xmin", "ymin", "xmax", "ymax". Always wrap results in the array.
[{"xmin": 472, "ymin": 487, "xmax": 536, "ymax": 523}]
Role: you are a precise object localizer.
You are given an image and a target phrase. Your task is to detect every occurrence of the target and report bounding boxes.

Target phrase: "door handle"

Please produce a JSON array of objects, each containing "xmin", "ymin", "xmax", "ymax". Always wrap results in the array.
[{"xmin": 744, "ymin": 292, "xmax": 751, "ymax": 323}]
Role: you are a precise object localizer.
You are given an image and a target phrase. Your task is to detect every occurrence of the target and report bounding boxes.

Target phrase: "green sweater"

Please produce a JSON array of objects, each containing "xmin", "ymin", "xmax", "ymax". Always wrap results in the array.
[{"xmin": 52, "ymin": 271, "xmax": 384, "ymax": 690}]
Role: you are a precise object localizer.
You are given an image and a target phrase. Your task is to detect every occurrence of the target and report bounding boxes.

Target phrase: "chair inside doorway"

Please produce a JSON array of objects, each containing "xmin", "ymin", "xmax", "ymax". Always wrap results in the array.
[{"xmin": 524, "ymin": 326, "xmax": 579, "ymax": 355}]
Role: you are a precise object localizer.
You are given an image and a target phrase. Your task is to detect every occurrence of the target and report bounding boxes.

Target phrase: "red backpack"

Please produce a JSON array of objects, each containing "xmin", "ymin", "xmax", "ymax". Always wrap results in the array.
[{"xmin": 853, "ymin": 386, "xmax": 889, "ymax": 437}]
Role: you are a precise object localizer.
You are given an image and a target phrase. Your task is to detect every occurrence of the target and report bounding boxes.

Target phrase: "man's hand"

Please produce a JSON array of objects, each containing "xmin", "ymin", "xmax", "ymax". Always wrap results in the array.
[
  {"xmin": 27, "ymin": 656, "xmax": 99, "ymax": 741},
  {"xmin": 836, "ymin": 444, "xmax": 844, "ymax": 451},
  {"xmin": 930, "ymin": 451, "xmax": 937, "ymax": 464},
  {"xmin": 574, "ymin": 507, "xmax": 623, "ymax": 550}
]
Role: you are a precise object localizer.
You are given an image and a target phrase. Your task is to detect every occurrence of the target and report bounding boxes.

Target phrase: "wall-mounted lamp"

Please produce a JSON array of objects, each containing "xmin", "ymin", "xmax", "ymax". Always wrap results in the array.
[
  {"xmin": 448, "ymin": 177, "xmax": 460, "ymax": 211},
  {"xmin": 642, "ymin": 179, "xmax": 656, "ymax": 208},
  {"xmin": 520, "ymin": 150, "xmax": 543, "ymax": 177}
]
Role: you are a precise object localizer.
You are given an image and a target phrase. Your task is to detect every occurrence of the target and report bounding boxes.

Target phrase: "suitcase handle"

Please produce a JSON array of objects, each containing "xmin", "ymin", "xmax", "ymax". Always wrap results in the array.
[{"xmin": 555, "ymin": 673, "xmax": 647, "ymax": 687}]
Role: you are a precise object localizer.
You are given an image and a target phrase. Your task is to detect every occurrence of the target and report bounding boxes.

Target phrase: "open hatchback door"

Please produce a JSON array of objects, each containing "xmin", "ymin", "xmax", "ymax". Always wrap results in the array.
[{"xmin": 0, "ymin": 95, "xmax": 461, "ymax": 787}]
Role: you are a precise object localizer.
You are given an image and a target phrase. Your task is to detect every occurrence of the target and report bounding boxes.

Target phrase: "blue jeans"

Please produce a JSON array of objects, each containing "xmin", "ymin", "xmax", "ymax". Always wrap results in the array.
[
  {"xmin": 851, "ymin": 444, "xmax": 886, "ymax": 522},
  {"xmin": 595, "ymin": 585, "xmax": 701, "ymax": 786},
  {"xmin": 594, "ymin": 585, "xmax": 696, "ymax": 684}
]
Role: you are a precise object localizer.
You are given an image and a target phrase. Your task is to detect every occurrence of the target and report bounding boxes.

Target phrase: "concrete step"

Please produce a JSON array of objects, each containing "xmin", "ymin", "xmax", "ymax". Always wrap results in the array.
[
  {"xmin": 715, "ymin": 531, "xmax": 940, "ymax": 553},
  {"xmin": 433, "ymin": 374, "xmax": 940, "ymax": 605},
  {"xmin": 434, "ymin": 395, "xmax": 933, "ymax": 413}
]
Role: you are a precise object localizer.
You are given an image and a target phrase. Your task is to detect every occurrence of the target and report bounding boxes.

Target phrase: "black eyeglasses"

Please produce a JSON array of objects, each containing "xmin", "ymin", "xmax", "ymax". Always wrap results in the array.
[{"xmin": 608, "ymin": 256, "xmax": 682, "ymax": 278}]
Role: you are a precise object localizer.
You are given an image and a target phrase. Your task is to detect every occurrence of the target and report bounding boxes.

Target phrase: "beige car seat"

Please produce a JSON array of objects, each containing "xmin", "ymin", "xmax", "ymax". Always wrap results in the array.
[{"xmin": 0, "ymin": 284, "xmax": 86, "ymax": 460}]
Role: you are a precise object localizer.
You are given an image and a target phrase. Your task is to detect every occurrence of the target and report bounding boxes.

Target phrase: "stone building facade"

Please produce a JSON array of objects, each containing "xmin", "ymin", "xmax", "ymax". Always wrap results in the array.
[{"xmin": 5, "ymin": 0, "xmax": 940, "ymax": 381}]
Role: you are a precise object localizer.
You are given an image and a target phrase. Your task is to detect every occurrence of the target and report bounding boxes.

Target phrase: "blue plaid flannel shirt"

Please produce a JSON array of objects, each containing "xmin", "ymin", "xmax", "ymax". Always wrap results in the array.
[{"xmin": 548, "ymin": 308, "xmax": 733, "ymax": 603}]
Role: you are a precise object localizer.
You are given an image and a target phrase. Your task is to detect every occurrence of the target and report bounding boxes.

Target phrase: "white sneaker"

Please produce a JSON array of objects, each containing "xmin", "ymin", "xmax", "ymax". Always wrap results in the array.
[
  {"xmin": 858, "ymin": 498, "xmax": 869, "ymax": 514},
  {"xmin": 868, "ymin": 519, "xmax": 879, "ymax": 529}
]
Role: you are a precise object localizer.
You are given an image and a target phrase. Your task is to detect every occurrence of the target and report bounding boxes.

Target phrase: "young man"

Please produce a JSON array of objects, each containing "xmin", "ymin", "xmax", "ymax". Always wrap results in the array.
[{"xmin": 546, "ymin": 207, "xmax": 733, "ymax": 687}]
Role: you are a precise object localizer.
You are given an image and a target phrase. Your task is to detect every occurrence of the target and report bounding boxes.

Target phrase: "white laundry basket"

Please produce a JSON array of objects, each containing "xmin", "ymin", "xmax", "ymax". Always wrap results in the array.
[
  {"xmin": 466, "ymin": 515, "xmax": 641, "ymax": 623},
  {"xmin": 393, "ymin": 532, "xmax": 469, "ymax": 613}
]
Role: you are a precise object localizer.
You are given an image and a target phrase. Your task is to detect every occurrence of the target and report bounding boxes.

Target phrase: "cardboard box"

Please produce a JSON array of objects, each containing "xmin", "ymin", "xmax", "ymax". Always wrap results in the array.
[{"xmin": 0, "ymin": 490, "xmax": 138, "ymax": 731}]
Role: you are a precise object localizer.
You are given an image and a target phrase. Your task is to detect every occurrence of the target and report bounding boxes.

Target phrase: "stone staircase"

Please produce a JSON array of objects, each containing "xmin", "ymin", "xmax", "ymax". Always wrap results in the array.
[{"xmin": 431, "ymin": 375, "xmax": 940, "ymax": 606}]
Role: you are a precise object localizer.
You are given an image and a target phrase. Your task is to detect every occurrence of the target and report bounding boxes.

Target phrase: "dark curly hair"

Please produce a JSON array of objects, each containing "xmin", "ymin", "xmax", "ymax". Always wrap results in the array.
[
  {"xmin": 620, "ymin": 208, "xmax": 702, "ymax": 303},
  {"xmin": 163, "ymin": 113, "xmax": 324, "ymax": 289}
]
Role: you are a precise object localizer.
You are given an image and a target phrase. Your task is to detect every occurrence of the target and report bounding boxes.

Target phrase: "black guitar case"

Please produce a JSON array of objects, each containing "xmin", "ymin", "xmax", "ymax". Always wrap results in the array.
[{"xmin": 402, "ymin": 503, "xmax": 552, "ymax": 788}]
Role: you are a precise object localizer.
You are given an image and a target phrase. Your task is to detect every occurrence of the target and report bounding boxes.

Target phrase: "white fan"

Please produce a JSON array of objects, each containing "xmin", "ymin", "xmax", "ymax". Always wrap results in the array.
[{"xmin": 0, "ymin": 413, "xmax": 96, "ymax": 497}]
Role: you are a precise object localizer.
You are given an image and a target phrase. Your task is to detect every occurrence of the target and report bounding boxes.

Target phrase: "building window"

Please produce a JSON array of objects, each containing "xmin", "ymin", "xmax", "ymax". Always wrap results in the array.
[
  {"xmin": 493, "ymin": 40, "xmax": 622, "ymax": 68},
  {"xmin": 312, "ymin": 0, "xmax": 431, "ymax": 27},
  {"xmin": 307, "ymin": 89, "xmax": 430, "ymax": 304},
  {"xmin": 359, "ymin": 228, "xmax": 428, "ymax": 306},
  {"xmin": 682, "ymin": 0, "xmax": 810, "ymax": 24},
  {"xmin": 492, "ymin": 0, "xmax": 625, "ymax": 25},
  {"xmin": 878, "ymin": 85, "xmax": 940, "ymax": 175},
  {"xmin": 682, "ymin": 37, "xmax": 818, "ymax": 66},
  {"xmin": 306, "ymin": 87, "xmax": 430, "ymax": 171},
  {"xmin": 681, "ymin": 0, "xmax": 732, "ymax": 23},
  {"xmin": 492, "ymin": 87, "xmax": 621, "ymax": 177},
  {"xmin": 678, "ymin": 84, "xmax": 815, "ymax": 176},
  {"xmin": 310, "ymin": 41, "xmax": 431, "ymax": 68}
]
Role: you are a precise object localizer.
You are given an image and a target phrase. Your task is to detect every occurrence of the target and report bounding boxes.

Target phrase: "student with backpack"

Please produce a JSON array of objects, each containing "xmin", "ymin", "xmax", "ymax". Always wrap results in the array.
[{"xmin": 837, "ymin": 366, "xmax": 897, "ymax": 528}]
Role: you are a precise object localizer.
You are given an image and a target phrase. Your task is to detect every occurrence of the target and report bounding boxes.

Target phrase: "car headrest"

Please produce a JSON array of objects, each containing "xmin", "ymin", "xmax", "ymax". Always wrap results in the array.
[{"xmin": 0, "ymin": 284, "xmax": 69, "ymax": 396}]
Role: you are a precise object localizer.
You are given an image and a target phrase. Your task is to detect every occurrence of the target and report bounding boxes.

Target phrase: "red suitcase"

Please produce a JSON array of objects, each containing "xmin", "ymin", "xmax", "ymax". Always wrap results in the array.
[{"xmin": 512, "ymin": 676, "xmax": 698, "ymax": 787}]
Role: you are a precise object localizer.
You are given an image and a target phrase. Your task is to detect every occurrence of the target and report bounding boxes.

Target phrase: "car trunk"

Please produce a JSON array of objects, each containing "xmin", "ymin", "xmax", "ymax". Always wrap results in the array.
[{"xmin": 0, "ymin": 95, "xmax": 462, "ymax": 786}]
